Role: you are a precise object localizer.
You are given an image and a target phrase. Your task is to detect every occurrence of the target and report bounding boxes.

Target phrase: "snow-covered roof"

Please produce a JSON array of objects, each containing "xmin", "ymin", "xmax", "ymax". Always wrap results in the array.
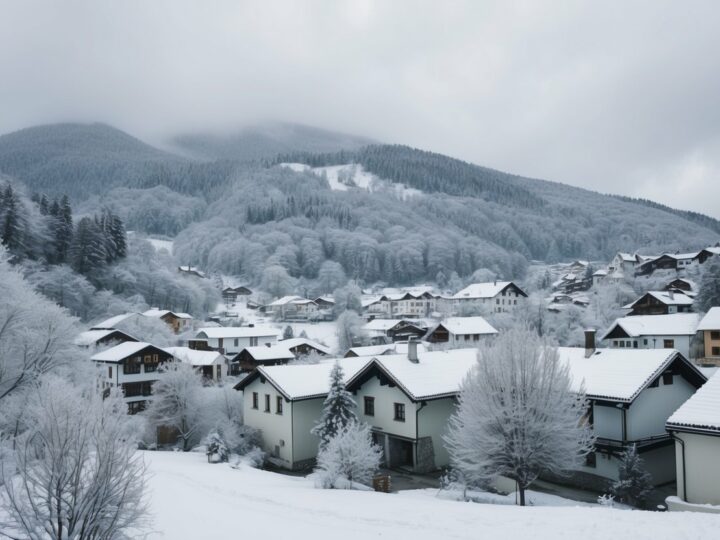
[
  {"xmin": 164, "ymin": 346, "xmax": 225, "ymax": 366},
  {"xmin": 196, "ymin": 326, "xmax": 280, "ymax": 339},
  {"xmin": 241, "ymin": 357, "xmax": 374, "ymax": 400},
  {"xmin": 91, "ymin": 341, "xmax": 155, "ymax": 363},
  {"xmin": 267, "ymin": 295, "xmax": 306, "ymax": 306},
  {"xmin": 666, "ymin": 252, "xmax": 699, "ymax": 260},
  {"xmin": 616, "ymin": 252, "xmax": 636, "ymax": 262},
  {"xmin": 363, "ymin": 319, "xmax": 404, "ymax": 332},
  {"xmin": 345, "ymin": 342, "xmax": 429, "ymax": 357},
  {"xmin": 623, "ymin": 291, "xmax": 695, "ymax": 309},
  {"xmin": 667, "ymin": 371, "xmax": 720, "ymax": 433},
  {"xmin": 452, "ymin": 281, "xmax": 524, "ymax": 300},
  {"xmin": 240, "ymin": 345, "xmax": 295, "ymax": 361},
  {"xmin": 698, "ymin": 308, "xmax": 720, "ymax": 331},
  {"xmin": 558, "ymin": 347, "xmax": 697, "ymax": 402},
  {"xmin": 593, "ymin": 269, "xmax": 608, "ymax": 276},
  {"xmin": 280, "ymin": 338, "xmax": 332, "ymax": 355},
  {"xmin": 351, "ymin": 349, "xmax": 479, "ymax": 401},
  {"xmin": 143, "ymin": 308, "xmax": 192, "ymax": 319},
  {"xmin": 90, "ymin": 312, "xmax": 139, "ymax": 330},
  {"xmin": 74, "ymin": 329, "xmax": 135, "ymax": 347},
  {"xmin": 361, "ymin": 295, "xmax": 384, "ymax": 307},
  {"xmin": 601, "ymin": 313, "xmax": 701, "ymax": 340},
  {"xmin": 433, "ymin": 316, "xmax": 498, "ymax": 336}
]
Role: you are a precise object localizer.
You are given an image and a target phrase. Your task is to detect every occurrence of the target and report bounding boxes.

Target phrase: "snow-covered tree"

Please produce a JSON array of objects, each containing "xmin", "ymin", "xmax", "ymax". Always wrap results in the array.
[
  {"xmin": 332, "ymin": 283, "xmax": 362, "ymax": 316},
  {"xmin": 205, "ymin": 430, "xmax": 230, "ymax": 463},
  {"xmin": 609, "ymin": 444, "xmax": 653, "ymax": 508},
  {"xmin": 316, "ymin": 260, "xmax": 346, "ymax": 293},
  {"xmin": 260, "ymin": 264, "xmax": 295, "ymax": 298},
  {"xmin": 311, "ymin": 361, "xmax": 357, "ymax": 450},
  {"xmin": 697, "ymin": 261, "xmax": 720, "ymax": 313},
  {"xmin": 68, "ymin": 216, "xmax": 108, "ymax": 274},
  {"xmin": 315, "ymin": 421, "xmax": 382, "ymax": 489},
  {"xmin": 283, "ymin": 325, "xmax": 294, "ymax": 339},
  {"xmin": 145, "ymin": 361, "xmax": 205, "ymax": 451},
  {"xmin": 0, "ymin": 377, "xmax": 149, "ymax": 540},
  {"xmin": 336, "ymin": 310, "xmax": 365, "ymax": 354},
  {"xmin": 444, "ymin": 328, "xmax": 594, "ymax": 506}
]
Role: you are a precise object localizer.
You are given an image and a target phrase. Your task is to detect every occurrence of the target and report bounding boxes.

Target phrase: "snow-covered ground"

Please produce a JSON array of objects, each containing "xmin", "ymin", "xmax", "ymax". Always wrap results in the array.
[
  {"xmin": 144, "ymin": 451, "xmax": 719, "ymax": 539},
  {"xmin": 280, "ymin": 162, "xmax": 422, "ymax": 200},
  {"xmin": 146, "ymin": 237, "xmax": 174, "ymax": 254}
]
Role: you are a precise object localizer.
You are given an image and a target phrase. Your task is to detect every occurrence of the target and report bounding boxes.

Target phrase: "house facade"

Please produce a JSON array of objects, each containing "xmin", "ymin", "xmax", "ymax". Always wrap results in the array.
[
  {"xmin": 451, "ymin": 281, "xmax": 527, "ymax": 314},
  {"xmin": 74, "ymin": 328, "xmax": 137, "ymax": 349},
  {"xmin": 696, "ymin": 308, "xmax": 720, "ymax": 367},
  {"xmin": 91, "ymin": 342, "xmax": 174, "ymax": 414},
  {"xmin": 623, "ymin": 291, "xmax": 694, "ymax": 316},
  {"xmin": 601, "ymin": 313, "xmax": 701, "ymax": 359},
  {"xmin": 231, "ymin": 345, "xmax": 296, "ymax": 373},
  {"xmin": 424, "ymin": 316, "xmax": 498, "ymax": 348},
  {"xmin": 195, "ymin": 326, "xmax": 280, "ymax": 355},
  {"xmin": 143, "ymin": 308, "xmax": 193, "ymax": 334},
  {"xmin": 163, "ymin": 346, "xmax": 228, "ymax": 381}
]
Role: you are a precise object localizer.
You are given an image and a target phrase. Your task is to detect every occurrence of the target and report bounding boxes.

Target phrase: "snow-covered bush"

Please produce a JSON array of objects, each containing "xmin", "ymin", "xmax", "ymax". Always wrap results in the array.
[
  {"xmin": 609, "ymin": 444, "xmax": 653, "ymax": 508},
  {"xmin": 314, "ymin": 421, "xmax": 382, "ymax": 489},
  {"xmin": 205, "ymin": 430, "xmax": 230, "ymax": 463}
]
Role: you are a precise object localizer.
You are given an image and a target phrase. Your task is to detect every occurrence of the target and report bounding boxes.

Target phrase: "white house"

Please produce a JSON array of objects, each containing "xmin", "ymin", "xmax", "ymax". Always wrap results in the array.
[
  {"xmin": 143, "ymin": 308, "xmax": 194, "ymax": 334},
  {"xmin": 451, "ymin": 281, "xmax": 527, "ymax": 314},
  {"xmin": 195, "ymin": 326, "xmax": 280, "ymax": 355},
  {"xmin": 346, "ymin": 346, "xmax": 478, "ymax": 472},
  {"xmin": 163, "ymin": 346, "xmax": 228, "ymax": 382},
  {"xmin": 234, "ymin": 356, "xmax": 373, "ymax": 470},
  {"xmin": 556, "ymin": 346, "xmax": 706, "ymax": 490},
  {"xmin": 91, "ymin": 342, "xmax": 174, "ymax": 414},
  {"xmin": 362, "ymin": 319, "xmax": 428, "ymax": 344},
  {"xmin": 424, "ymin": 316, "xmax": 498, "ymax": 347},
  {"xmin": 264, "ymin": 296, "xmax": 319, "ymax": 320},
  {"xmin": 666, "ymin": 371, "xmax": 720, "ymax": 512},
  {"xmin": 601, "ymin": 313, "xmax": 701, "ymax": 359},
  {"xmin": 608, "ymin": 252, "xmax": 638, "ymax": 276},
  {"xmin": 74, "ymin": 328, "xmax": 137, "ymax": 349}
]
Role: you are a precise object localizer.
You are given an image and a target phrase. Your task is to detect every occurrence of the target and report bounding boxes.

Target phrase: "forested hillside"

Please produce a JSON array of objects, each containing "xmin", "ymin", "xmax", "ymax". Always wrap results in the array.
[{"xmin": 0, "ymin": 122, "xmax": 718, "ymax": 291}]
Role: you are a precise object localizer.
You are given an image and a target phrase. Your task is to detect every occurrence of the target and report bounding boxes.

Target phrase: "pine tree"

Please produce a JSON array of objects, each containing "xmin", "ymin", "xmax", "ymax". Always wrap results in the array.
[
  {"xmin": 1, "ymin": 185, "xmax": 24, "ymax": 256},
  {"xmin": 51, "ymin": 195, "xmax": 73, "ymax": 263},
  {"xmin": 609, "ymin": 444, "xmax": 653, "ymax": 508},
  {"xmin": 311, "ymin": 362, "xmax": 357, "ymax": 450},
  {"xmin": 283, "ymin": 325, "xmax": 294, "ymax": 339},
  {"xmin": 68, "ymin": 217, "xmax": 107, "ymax": 274}
]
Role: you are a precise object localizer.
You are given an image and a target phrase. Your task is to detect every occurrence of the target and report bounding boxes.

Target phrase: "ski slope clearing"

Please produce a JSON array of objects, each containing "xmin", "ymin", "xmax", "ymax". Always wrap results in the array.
[{"xmin": 144, "ymin": 451, "xmax": 718, "ymax": 540}]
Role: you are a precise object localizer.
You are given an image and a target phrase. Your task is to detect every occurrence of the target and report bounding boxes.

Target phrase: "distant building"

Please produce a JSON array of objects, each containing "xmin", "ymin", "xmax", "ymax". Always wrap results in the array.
[
  {"xmin": 74, "ymin": 328, "xmax": 137, "ymax": 349},
  {"xmin": 279, "ymin": 337, "xmax": 331, "ymax": 358},
  {"xmin": 222, "ymin": 286, "xmax": 252, "ymax": 303},
  {"xmin": 362, "ymin": 319, "xmax": 428, "ymax": 344},
  {"xmin": 90, "ymin": 312, "xmax": 140, "ymax": 330},
  {"xmin": 424, "ymin": 316, "xmax": 498, "ymax": 347},
  {"xmin": 177, "ymin": 265, "xmax": 207, "ymax": 278},
  {"xmin": 623, "ymin": 291, "xmax": 694, "ymax": 316},
  {"xmin": 143, "ymin": 308, "xmax": 193, "ymax": 334},
  {"xmin": 451, "ymin": 281, "xmax": 527, "ymax": 313},
  {"xmin": 195, "ymin": 326, "xmax": 280, "ymax": 355},
  {"xmin": 231, "ymin": 345, "xmax": 296, "ymax": 374},
  {"xmin": 635, "ymin": 252, "xmax": 698, "ymax": 276},
  {"xmin": 264, "ymin": 296, "xmax": 319, "ymax": 320},
  {"xmin": 601, "ymin": 313, "xmax": 701, "ymax": 359},
  {"xmin": 696, "ymin": 308, "xmax": 720, "ymax": 367},
  {"xmin": 164, "ymin": 346, "xmax": 228, "ymax": 382}
]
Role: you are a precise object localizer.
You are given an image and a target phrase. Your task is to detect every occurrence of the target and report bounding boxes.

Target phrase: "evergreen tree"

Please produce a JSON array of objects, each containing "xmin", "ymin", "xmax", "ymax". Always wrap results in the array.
[
  {"xmin": 38, "ymin": 194, "xmax": 49, "ymax": 215},
  {"xmin": 0, "ymin": 184, "xmax": 24, "ymax": 256},
  {"xmin": 609, "ymin": 444, "xmax": 653, "ymax": 508},
  {"xmin": 697, "ymin": 261, "xmax": 720, "ymax": 313},
  {"xmin": 311, "ymin": 362, "xmax": 357, "ymax": 450},
  {"xmin": 68, "ymin": 217, "xmax": 107, "ymax": 274},
  {"xmin": 51, "ymin": 195, "xmax": 74, "ymax": 263},
  {"xmin": 283, "ymin": 325, "xmax": 294, "ymax": 339}
]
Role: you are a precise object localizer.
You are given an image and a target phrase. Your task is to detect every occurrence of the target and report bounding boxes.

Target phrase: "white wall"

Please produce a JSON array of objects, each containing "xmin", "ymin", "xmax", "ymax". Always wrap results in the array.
[
  {"xmin": 606, "ymin": 335, "xmax": 692, "ymax": 359},
  {"xmin": 627, "ymin": 374, "xmax": 696, "ymax": 440},
  {"xmin": 203, "ymin": 334, "xmax": 278, "ymax": 354},
  {"xmin": 354, "ymin": 375, "xmax": 416, "ymax": 440},
  {"xmin": 292, "ymin": 398, "xmax": 325, "ymax": 464},
  {"xmin": 242, "ymin": 377, "xmax": 293, "ymax": 466},
  {"xmin": 592, "ymin": 404, "xmax": 623, "ymax": 440},
  {"xmin": 417, "ymin": 398, "xmax": 456, "ymax": 468},
  {"xmin": 675, "ymin": 432, "xmax": 720, "ymax": 505}
]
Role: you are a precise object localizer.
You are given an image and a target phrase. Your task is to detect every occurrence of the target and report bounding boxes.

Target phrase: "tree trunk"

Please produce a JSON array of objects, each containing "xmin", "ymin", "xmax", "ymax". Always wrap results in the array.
[{"xmin": 518, "ymin": 484, "xmax": 526, "ymax": 506}]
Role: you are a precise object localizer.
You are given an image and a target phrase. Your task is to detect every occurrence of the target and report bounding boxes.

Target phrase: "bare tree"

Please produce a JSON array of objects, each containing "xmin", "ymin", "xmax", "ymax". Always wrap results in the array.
[
  {"xmin": 0, "ymin": 377, "xmax": 149, "ymax": 539},
  {"xmin": 444, "ymin": 328, "xmax": 594, "ymax": 505},
  {"xmin": 335, "ymin": 310, "xmax": 364, "ymax": 354}
]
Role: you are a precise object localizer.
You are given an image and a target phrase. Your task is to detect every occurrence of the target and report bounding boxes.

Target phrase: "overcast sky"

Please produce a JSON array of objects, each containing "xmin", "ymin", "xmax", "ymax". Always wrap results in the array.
[{"xmin": 1, "ymin": 1, "xmax": 719, "ymax": 216}]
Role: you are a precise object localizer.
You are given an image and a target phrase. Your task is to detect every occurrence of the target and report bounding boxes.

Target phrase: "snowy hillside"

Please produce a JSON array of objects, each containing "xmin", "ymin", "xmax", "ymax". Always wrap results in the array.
[{"xmin": 144, "ymin": 451, "xmax": 719, "ymax": 540}]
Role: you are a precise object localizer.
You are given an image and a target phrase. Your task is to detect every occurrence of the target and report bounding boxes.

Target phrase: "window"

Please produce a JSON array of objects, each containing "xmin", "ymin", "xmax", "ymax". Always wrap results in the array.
[
  {"xmin": 252, "ymin": 392, "xmax": 258, "ymax": 409},
  {"xmin": 145, "ymin": 353, "xmax": 160, "ymax": 373},
  {"xmin": 496, "ymin": 299, "xmax": 500, "ymax": 305},
  {"xmin": 663, "ymin": 373, "xmax": 673, "ymax": 385},
  {"xmin": 394, "ymin": 403, "xmax": 405, "ymax": 422},
  {"xmin": 264, "ymin": 394, "xmax": 271, "ymax": 412},
  {"xmin": 250, "ymin": 337, "xmax": 258, "ymax": 346},
  {"xmin": 234, "ymin": 338, "xmax": 239, "ymax": 347},
  {"xmin": 276, "ymin": 396, "xmax": 283, "ymax": 415},
  {"xmin": 619, "ymin": 341, "xmax": 625, "ymax": 348},
  {"xmin": 711, "ymin": 331, "xmax": 720, "ymax": 340},
  {"xmin": 712, "ymin": 346, "xmax": 720, "ymax": 356},
  {"xmin": 633, "ymin": 341, "xmax": 638, "ymax": 349},
  {"xmin": 123, "ymin": 356, "xmax": 142, "ymax": 374},
  {"xmin": 613, "ymin": 340, "xmax": 618, "ymax": 346},
  {"xmin": 643, "ymin": 339, "xmax": 648, "ymax": 346},
  {"xmin": 364, "ymin": 396, "xmax": 375, "ymax": 416},
  {"xmin": 108, "ymin": 366, "xmax": 112, "ymax": 378},
  {"xmin": 663, "ymin": 339, "xmax": 675, "ymax": 349}
]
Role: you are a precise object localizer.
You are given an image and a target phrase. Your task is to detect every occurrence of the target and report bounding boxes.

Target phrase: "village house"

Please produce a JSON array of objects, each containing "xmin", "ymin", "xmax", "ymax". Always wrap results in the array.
[
  {"xmin": 622, "ymin": 291, "xmax": 694, "ymax": 316},
  {"xmin": 74, "ymin": 328, "xmax": 137, "ymax": 349},
  {"xmin": 163, "ymin": 346, "xmax": 228, "ymax": 382},
  {"xmin": 234, "ymin": 356, "xmax": 373, "ymax": 470},
  {"xmin": 424, "ymin": 316, "xmax": 498, "ymax": 347},
  {"xmin": 556, "ymin": 344, "xmax": 706, "ymax": 491},
  {"xmin": 635, "ymin": 252, "xmax": 698, "ymax": 276},
  {"xmin": 177, "ymin": 265, "xmax": 207, "ymax": 278},
  {"xmin": 666, "ymin": 371, "xmax": 720, "ymax": 511},
  {"xmin": 230, "ymin": 344, "xmax": 296, "ymax": 374},
  {"xmin": 664, "ymin": 278, "xmax": 697, "ymax": 296},
  {"xmin": 143, "ymin": 308, "xmax": 194, "ymax": 334},
  {"xmin": 692, "ymin": 245, "xmax": 720, "ymax": 266},
  {"xmin": 601, "ymin": 313, "xmax": 701, "ymax": 359},
  {"xmin": 592, "ymin": 268, "xmax": 609, "ymax": 286},
  {"xmin": 90, "ymin": 312, "xmax": 140, "ymax": 330},
  {"xmin": 608, "ymin": 252, "xmax": 640, "ymax": 277},
  {"xmin": 362, "ymin": 319, "xmax": 428, "ymax": 344},
  {"xmin": 91, "ymin": 342, "xmax": 174, "ymax": 414},
  {"xmin": 344, "ymin": 341, "xmax": 429, "ymax": 358},
  {"xmin": 279, "ymin": 337, "xmax": 331, "ymax": 357},
  {"xmin": 222, "ymin": 286, "xmax": 252, "ymax": 304},
  {"xmin": 313, "ymin": 296, "xmax": 335, "ymax": 310},
  {"xmin": 264, "ymin": 296, "xmax": 319, "ymax": 320},
  {"xmin": 195, "ymin": 326, "xmax": 280, "ymax": 355},
  {"xmin": 346, "ymin": 345, "xmax": 478, "ymax": 472},
  {"xmin": 451, "ymin": 281, "xmax": 527, "ymax": 314},
  {"xmin": 695, "ymin": 308, "xmax": 720, "ymax": 367}
]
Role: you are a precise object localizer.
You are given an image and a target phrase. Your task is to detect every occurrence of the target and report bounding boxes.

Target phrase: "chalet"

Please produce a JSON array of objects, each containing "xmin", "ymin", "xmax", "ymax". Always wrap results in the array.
[
  {"xmin": 90, "ymin": 312, "xmax": 140, "ymax": 330},
  {"xmin": 451, "ymin": 281, "xmax": 527, "ymax": 313},
  {"xmin": 279, "ymin": 337, "xmax": 331, "ymax": 357},
  {"xmin": 74, "ymin": 328, "xmax": 137, "ymax": 349},
  {"xmin": 344, "ymin": 341, "xmax": 429, "ymax": 358},
  {"xmin": 555, "ymin": 345, "xmax": 706, "ymax": 491},
  {"xmin": 195, "ymin": 326, "xmax": 280, "ymax": 355},
  {"xmin": 143, "ymin": 308, "xmax": 193, "ymax": 334},
  {"xmin": 264, "ymin": 296, "xmax": 319, "ymax": 320},
  {"xmin": 592, "ymin": 269, "xmax": 608, "ymax": 286},
  {"xmin": 692, "ymin": 245, "xmax": 720, "ymax": 266},
  {"xmin": 362, "ymin": 319, "xmax": 428, "ymax": 344},
  {"xmin": 635, "ymin": 252, "xmax": 698, "ymax": 276},
  {"xmin": 666, "ymin": 371, "xmax": 720, "ymax": 511},
  {"xmin": 230, "ymin": 345, "xmax": 296, "ymax": 373},
  {"xmin": 601, "ymin": 313, "xmax": 701, "ymax": 359},
  {"xmin": 234, "ymin": 356, "xmax": 373, "ymax": 470},
  {"xmin": 178, "ymin": 265, "xmax": 207, "ymax": 278},
  {"xmin": 622, "ymin": 291, "xmax": 694, "ymax": 316},
  {"xmin": 222, "ymin": 286, "xmax": 252, "ymax": 303},
  {"xmin": 345, "ymin": 345, "xmax": 478, "ymax": 472},
  {"xmin": 164, "ymin": 346, "xmax": 228, "ymax": 382},
  {"xmin": 608, "ymin": 252, "xmax": 639, "ymax": 276},
  {"xmin": 664, "ymin": 278, "xmax": 697, "ymax": 295},
  {"xmin": 424, "ymin": 316, "xmax": 498, "ymax": 347},
  {"xmin": 91, "ymin": 342, "xmax": 173, "ymax": 414},
  {"xmin": 313, "ymin": 296, "xmax": 335, "ymax": 310},
  {"xmin": 696, "ymin": 308, "xmax": 720, "ymax": 367}
]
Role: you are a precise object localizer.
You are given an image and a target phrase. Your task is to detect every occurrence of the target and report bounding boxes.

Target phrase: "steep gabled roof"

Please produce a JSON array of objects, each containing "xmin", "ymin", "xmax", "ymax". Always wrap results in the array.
[
  {"xmin": 164, "ymin": 346, "xmax": 225, "ymax": 366},
  {"xmin": 74, "ymin": 329, "xmax": 137, "ymax": 347},
  {"xmin": 667, "ymin": 371, "xmax": 720, "ymax": 434},
  {"xmin": 239, "ymin": 345, "xmax": 295, "ymax": 362},
  {"xmin": 698, "ymin": 308, "xmax": 720, "ymax": 331},
  {"xmin": 601, "ymin": 313, "xmax": 701, "ymax": 340},
  {"xmin": 430, "ymin": 316, "xmax": 498, "ymax": 336},
  {"xmin": 623, "ymin": 291, "xmax": 695, "ymax": 309},
  {"xmin": 90, "ymin": 312, "xmax": 139, "ymax": 330},
  {"xmin": 90, "ymin": 342, "xmax": 162, "ymax": 363},
  {"xmin": 452, "ymin": 281, "xmax": 527, "ymax": 300},
  {"xmin": 280, "ymin": 337, "xmax": 332, "ymax": 356}
]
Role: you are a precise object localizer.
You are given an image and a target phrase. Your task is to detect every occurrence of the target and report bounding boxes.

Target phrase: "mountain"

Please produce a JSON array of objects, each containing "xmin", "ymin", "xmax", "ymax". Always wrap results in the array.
[{"xmin": 170, "ymin": 122, "xmax": 376, "ymax": 162}]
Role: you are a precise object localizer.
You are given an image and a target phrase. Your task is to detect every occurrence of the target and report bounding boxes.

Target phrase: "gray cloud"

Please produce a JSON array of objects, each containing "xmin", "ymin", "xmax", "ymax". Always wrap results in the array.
[{"xmin": 1, "ymin": 0, "xmax": 720, "ymax": 217}]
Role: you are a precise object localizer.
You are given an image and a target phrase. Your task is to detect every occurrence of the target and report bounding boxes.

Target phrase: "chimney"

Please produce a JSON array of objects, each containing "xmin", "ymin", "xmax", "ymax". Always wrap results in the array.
[
  {"xmin": 408, "ymin": 337, "xmax": 419, "ymax": 363},
  {"xmin": 584, "ymin": 329, "xmax": 596, "ymax": 358},
  {"xmin": 668, "ymin": 290, "xmax": 674, "ymax": 300}
]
